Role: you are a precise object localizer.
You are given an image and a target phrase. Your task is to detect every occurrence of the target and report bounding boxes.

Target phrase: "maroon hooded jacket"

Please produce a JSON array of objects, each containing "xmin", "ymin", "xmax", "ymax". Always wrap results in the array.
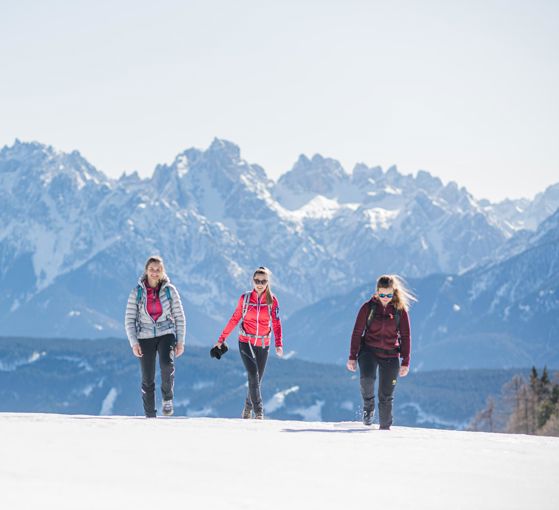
[{"xmin": 349, "ymin": 297, "xmax": 411, "ymax": 366}]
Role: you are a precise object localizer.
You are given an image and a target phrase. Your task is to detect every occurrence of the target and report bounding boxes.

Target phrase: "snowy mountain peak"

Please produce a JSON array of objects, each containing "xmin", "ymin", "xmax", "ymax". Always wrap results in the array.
[
  {"xmin": 118, "ymin": 170, "xmax": 142, "ymax": 183},
  {"xmin": 208, "ymin": 137, "xmax": 241, "ymax": 162},
  {"xmin": 292, "ymin": 153, "xmax": 346, "ymax": 176},
  {"xmin": 1, "ymin": 139, "xmax": 45, "ymax": 160},
  {"xmin": 481, "ymin": 182, "xmax": 559, "ymax": 234},
  {"xmin": 152, "ymin": 146, "xmax": 207, "ymax": 186},
  {"xmin": 415, "ymin": 169, "xmax": 443, "ymax": 193},
  {"xmin": 437, "ymin": 180, "xmax": 472, "ymax": 208},
  {"xmin": 274, "ymin": 153, "xmax": 350, "ymax": 208},
  {"xmin": 0, "ymin": 139, "xmax": 109, "ymax": 189},
  {"xmin": 386, "ymin": 164, "xmax": 399, "ymax": 176},
  {"xmin": 351, "ymin": 163, "xmax": 383, "ymax": 185},
  {"xmin": 0, "ymin": 140, "xmax": 56, "ymax": 171},
  {"xmin": 199, "ymin": 138, "xmax": 267, "ymax": 183},
  {"xmin": 294, "ymin": 153, "xmax": 347, "ymax": 181}
]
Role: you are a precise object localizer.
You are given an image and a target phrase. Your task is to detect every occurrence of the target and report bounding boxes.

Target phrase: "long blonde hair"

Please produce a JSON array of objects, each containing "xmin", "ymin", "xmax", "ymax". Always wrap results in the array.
[
  {"xmin": 143, "ymin": 255, "xmax": 169, "ymax": 283},
  {"xmin": 376, "ymin": 274, "xmax": 417, "ymax": 311},
  {"xmin": 253, "ymin": 266, "xmax": 274, "ymax": 305}
]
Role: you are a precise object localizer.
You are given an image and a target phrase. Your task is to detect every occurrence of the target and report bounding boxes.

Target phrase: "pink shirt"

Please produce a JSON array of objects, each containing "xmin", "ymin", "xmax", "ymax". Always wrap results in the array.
[{"xmin": 146, "ymin": 285, "xmax": 163, "ymax": 322}]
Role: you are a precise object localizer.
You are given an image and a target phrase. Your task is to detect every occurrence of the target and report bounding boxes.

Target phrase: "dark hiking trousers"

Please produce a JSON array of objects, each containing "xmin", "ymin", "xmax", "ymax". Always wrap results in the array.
[
  {"xmin": 357, "ymin": 347, "xmax": 400, "ymax": 428},
  {"xmin": 239, "ymin": 341, "xmax": 269, "ymax": 414},
  {"xmin": 138, "ymin": 333, "xmax": 176, "ymax": 417}
]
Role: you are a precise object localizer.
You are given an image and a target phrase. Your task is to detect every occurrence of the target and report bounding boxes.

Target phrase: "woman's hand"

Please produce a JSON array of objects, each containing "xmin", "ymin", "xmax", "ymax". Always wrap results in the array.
[
  {"xmin": 276, "ymin": 346, "xmax": 283, "ymax": 357},
  {"xmin": 399, "ymin": 365, "xmax": 409, "ymax": 377},
  {"xmin": 346, "ymin": 359, "xmax": 357, "ymax": 372},
  {"xmin": 175, "ymin": 343, "xmax": 185, "ymax": 358},
  {"xmin": 132, "ymin": 344, "xmax": 143, "ymax": 358}
]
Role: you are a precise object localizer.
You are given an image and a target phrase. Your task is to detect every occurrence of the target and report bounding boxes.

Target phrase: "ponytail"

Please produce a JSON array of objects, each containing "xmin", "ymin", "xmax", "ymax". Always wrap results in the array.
[{"xmin": 376, "ymin": 274, "xmax": 417, "ymax": 311}]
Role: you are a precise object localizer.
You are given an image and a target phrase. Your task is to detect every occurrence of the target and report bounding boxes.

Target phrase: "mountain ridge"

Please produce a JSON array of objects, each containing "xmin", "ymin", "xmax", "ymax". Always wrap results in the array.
[{"xmin": 1, "ymin": 138, "xmax": 558, "ymax": 356}]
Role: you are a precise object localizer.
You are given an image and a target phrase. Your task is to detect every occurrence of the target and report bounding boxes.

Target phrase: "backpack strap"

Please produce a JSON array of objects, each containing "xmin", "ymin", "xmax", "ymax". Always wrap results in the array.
[
  {"xmin": 266, "ymin": 298, "xmax": 273, "ymax": 337},
  {"xmin": 363, "ymin": 299, "xmax": 376, "ymax": 337},
  {"xmin": 239, "ymin": 291, "xmax": 255, "ymax": 356},
  {"xmin": 361, "ymin": 300, "xmax": 402, "ymax": 352},
  {"xmin": 134, "ymin": 285, "xmax": 144, "ymax": 333},
  {"xmin": 394, "ymin": 309, "xmax": 401, "ymax": 331},
  {"xmin": 138, "ymin": 284, "xmax": 173, "ymax": 306},
  {"xmin": 239, "ymin": 292, "xmax": 252, "ymax": 335},
  {"xmin": 241, "ymin": 291, "xmax": 251, "ymax": 322},
  {"xmin": 163, "ymin": 285, "xmax": 175, "ymax": 325},
  {"xmin": 363, "ymin": 300, "xmax": 402, "ymax": 333}
]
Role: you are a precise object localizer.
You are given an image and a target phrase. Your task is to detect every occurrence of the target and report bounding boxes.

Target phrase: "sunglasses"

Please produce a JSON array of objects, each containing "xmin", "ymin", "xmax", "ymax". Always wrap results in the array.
[
  {"xmin": 378, "ymin": 293, "xmax": 393, "ymax": 299},
  {"xmin": 253, "ymin": 278, "xmax": 268, "ymax": 285}
]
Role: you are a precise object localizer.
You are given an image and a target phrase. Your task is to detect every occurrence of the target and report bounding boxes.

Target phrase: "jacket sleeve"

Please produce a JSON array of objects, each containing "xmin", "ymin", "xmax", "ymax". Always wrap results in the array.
[
  {"xmin": 169, "ymin": 285, "xmax": 186, "ymax": 345},
  {"xmin": 271, "ymin": 297, "xmax": 283, "ymax": 348},
  {"xmin": 218, "ymin": 295, "xmax": 245, "ymax": 344},
  {"xmin": 398, "ymin": 308, "xmax": 411, "ymax": 367},
  {"xmin": 124, "ymin": 288, "xmax": 139, "ymax": 347},
  {"xmin": 349, "ymin": 303, "xmax": 368, "ymax": 360}
]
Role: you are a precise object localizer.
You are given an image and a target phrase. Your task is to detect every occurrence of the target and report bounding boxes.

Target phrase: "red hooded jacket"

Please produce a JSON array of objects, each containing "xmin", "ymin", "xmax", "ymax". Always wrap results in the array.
[
  {"xmin": 349, "ymin": 298, "xmax": 411, "ymax": 366},
  {"xmin": 218, "ymin": 290, "xmax": 282, "ymax": 348}
]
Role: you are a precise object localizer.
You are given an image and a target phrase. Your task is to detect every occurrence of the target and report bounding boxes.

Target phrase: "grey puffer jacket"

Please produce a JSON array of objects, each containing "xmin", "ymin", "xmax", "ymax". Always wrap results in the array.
[{"xmin": 124, "ymin": 277, "xmax": 186, "ymax": 347}]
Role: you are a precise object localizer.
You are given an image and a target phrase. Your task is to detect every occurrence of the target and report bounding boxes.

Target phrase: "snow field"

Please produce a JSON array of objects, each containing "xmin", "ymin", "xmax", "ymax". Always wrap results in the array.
[{"xmin": 1, "ymin": 413, "xmax": 558, "ymax": 510}]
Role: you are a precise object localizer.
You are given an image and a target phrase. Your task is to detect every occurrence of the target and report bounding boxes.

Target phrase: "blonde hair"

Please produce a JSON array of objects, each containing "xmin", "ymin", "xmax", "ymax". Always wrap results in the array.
[
  {"xmin": 143, "ymin": 255, "xmax": 169, "ymax": 283},
  {"xmin": 253, "ymin": 266, "xmax": 274, "ymax": 305},
  {"xmin": 376, "ymin": 274, "xmax": 417, "ymax": 311}
]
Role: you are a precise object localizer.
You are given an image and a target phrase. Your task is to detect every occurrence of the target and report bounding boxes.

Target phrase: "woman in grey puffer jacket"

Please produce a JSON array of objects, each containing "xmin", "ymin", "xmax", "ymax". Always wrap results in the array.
[{"xmin": 125, "ymin": 255, "xmax": 186, "ymax": 418}]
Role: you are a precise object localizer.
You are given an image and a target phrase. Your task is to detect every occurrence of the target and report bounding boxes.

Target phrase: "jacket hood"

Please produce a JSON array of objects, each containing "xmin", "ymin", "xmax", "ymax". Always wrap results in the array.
[{"xmin": 137, "ymin": 275, "xmax": 171, "ymax": 287}]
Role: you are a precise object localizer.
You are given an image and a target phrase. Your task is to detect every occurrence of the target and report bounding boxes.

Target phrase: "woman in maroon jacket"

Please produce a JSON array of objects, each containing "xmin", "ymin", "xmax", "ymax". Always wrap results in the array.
[
  {"xmin": 214, "ymin": 266, "xmax": 283, "ymax": 419},
  {"xmin": 347, "ymin": 274, "xmax": 416, "ymax": 429}
]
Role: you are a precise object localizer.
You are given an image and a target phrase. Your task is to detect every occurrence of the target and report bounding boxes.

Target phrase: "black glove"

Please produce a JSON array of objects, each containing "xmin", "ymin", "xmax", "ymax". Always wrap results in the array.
[{"xmin": 210, "ymin": 343, "xmax": 228, "ymax": 360}]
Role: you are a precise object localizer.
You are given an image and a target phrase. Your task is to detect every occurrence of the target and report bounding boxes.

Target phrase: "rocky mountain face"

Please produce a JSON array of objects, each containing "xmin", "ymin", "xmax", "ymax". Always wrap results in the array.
[{"xmin": 1, "ymin": 138, "xmax": 557, "ymax": 360}]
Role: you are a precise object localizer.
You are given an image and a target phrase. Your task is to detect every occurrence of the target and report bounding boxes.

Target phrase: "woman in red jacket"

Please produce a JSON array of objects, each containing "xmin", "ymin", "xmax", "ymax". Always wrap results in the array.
[
  {"xmin": 347, "ymin": 274, "xmax": 416, "ymax": 429},
  {"xmin": 214, "ymin": 266, "xmax": 283, "ymax": 419}
]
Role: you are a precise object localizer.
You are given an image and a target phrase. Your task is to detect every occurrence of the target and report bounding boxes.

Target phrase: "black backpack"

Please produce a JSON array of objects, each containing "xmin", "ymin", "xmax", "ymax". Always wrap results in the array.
[{"xmin": 361, "ymin": 299, "xmax": 401, "ymax": 354}]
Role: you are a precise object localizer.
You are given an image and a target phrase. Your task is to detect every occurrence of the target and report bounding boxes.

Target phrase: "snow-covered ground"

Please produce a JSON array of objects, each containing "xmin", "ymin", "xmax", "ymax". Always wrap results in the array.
[{"xmin": 1, "ymin": 413, "xmax": 558, "ymax": 510}]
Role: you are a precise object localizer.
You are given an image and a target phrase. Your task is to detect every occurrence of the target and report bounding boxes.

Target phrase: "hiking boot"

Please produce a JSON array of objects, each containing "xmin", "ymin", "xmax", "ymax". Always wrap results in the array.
[
  {"xmin": 363, "ymin": 409, "xmax": 374, "ymax": 426},
  {"xmin": 379, "ymin": 425, "xmax": 391, "ymax": 430},
  {"xmin": 254, "ymin": 409, "xmax": 264, "ymax": 420},
  {"xmin": 162, "ymin": 400, "xmax": 174, "ymax": 416},
  {"xmin": 241, "ymin": 405, "xmax": 253, "ymax": 419}
]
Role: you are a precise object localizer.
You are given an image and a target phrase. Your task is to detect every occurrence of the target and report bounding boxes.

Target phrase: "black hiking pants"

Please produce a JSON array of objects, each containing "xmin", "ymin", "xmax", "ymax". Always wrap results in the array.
[
  {"xmin": 138, "ymin": 333, "xmax": 176, "ymax": 417},
  {"xmin": 357, "ymin": 347, "xmax": 400, "ymax": 428},
  {"xmin": 239, "ymin": 341, "xmax": 269, "ymax": 413}
]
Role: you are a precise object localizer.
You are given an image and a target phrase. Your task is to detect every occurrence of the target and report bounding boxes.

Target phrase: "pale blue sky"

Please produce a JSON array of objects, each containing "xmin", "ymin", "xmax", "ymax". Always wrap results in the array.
[{"xmin": 1, "ymin": 0, "xmax": 557, "ymax": 201}]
